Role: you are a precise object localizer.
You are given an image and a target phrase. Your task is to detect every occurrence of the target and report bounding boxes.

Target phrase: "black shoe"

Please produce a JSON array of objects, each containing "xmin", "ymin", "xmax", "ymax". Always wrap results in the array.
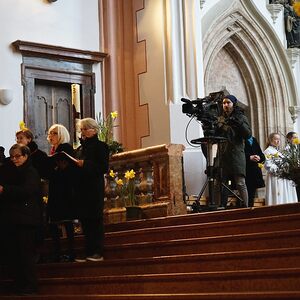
[{"xmin": 59, "ymin": 254, "xmax": 75, "ymax": 263}]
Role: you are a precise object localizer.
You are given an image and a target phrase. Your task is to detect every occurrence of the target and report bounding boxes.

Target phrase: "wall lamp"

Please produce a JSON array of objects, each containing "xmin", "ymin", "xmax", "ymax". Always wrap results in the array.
[{"xmin": 0, "ymin": 89, "xmax": 13, "ymax": 105}]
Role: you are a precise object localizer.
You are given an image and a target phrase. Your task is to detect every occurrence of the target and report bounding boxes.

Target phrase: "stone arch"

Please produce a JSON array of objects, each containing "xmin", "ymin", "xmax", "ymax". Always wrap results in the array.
[{"xmin": 202, "ymin": 0, "xmax": 298, "ymax": 146}]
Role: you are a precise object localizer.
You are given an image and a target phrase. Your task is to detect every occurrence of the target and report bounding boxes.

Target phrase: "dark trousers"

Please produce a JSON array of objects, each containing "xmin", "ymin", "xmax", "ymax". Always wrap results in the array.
[
  {"xmin": 49, "ymin": 221, "xmax": 75, "ymax": 261},
  {"xmin": 80, "ymin": 217, "xmax": 104, "ymax": 257},
  {"xmin": 246, "ymin": 185, "xmax": 256, "ymax": 207},
  {"xmin": 2, "ymin": 225, "xmax": 38, "ymax": 292}
]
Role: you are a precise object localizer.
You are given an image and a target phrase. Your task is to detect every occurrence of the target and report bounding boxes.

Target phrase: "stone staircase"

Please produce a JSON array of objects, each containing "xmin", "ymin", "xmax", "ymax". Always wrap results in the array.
[{"xmin": 1, "ymin": 203, "xmax": 300, "ymax": 299}]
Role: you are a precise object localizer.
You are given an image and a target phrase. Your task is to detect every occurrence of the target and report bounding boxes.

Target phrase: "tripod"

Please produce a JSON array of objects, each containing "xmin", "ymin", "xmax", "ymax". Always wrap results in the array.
[{"xmin": 191, "ymin": 136, "xmax": 244, "ymax": 211}]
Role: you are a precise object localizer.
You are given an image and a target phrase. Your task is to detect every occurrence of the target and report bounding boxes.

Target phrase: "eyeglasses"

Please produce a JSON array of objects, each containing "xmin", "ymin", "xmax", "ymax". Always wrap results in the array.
[
  {"xmin": 80, "ymin": 127, "xmax": 94, "ymax": 132},
  {"xmin": 10, "ymin": 154, "xmax": 23, "ymax": 160}
]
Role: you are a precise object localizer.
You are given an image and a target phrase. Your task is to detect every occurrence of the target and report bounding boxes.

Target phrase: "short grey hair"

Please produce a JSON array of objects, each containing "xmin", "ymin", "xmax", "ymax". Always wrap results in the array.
[
  {"xmin": 47, "ymin": 124, "xmax": 70, "ymax": 144},
  {"xmin": 79, "ymin": 118, "xmax": 100, "ymax": 133}
]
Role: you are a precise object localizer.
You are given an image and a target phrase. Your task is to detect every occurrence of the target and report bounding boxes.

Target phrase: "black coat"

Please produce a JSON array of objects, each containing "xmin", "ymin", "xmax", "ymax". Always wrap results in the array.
[
  {"xmin": 0, "ymin": 159, "xmax": 42, "ymax": 226},
  {"xmin": 75, "ymin": 136, "xmax": 109, "ymax": 218},
  {"xmin": 216, "ymin": 106, "xmax": 251, "ymax": 177},
  {"xmin": 27, "ymin": 141, "xmax": 50, "ymax": 179},
  {"xmin": 47, "ymin": 143, "xmax": 78, "ymax": 222},
  {"xmin": 245, "ymin": 137, "xmax": 265, "ymax": 189}
]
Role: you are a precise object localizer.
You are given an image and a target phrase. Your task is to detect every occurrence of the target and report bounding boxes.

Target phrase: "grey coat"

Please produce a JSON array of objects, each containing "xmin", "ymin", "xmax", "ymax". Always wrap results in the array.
[{"xmin": 216, "ymin": 106, "xmax": 251, "ymax": 177}]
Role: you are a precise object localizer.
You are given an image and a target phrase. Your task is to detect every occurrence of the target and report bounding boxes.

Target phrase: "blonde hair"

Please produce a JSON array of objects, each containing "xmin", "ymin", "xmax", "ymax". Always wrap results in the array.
[
  {"xmin": 47, "ymin": 124, "xmax": 70, "ymax": 145},
  {"xmin": 266, "ymin": 132, "xmax": 280, "ymax": 148},
  {"xmin": 79, "ymin": 118, "xmax": 99, "ymax": 133}
]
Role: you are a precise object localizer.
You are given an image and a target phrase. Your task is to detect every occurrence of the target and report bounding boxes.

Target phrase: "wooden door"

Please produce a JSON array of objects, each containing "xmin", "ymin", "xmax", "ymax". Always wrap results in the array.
[{"xmin": 33, "ymin": 80, "xmax": 73, "ymax": 153}]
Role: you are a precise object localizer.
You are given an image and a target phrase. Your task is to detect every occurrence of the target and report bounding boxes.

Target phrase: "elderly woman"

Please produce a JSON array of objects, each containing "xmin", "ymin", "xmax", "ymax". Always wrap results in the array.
[
  {"xmin": 74, "ymin": 118, "xmax": 109, "ymax": 262},
  {"xmin": 0, "ymin": 144, "xmax": 41, "ymax": 295},
  {"xmin": 47, "ymin": 124, "xmax": 77, "ymax": 262}
]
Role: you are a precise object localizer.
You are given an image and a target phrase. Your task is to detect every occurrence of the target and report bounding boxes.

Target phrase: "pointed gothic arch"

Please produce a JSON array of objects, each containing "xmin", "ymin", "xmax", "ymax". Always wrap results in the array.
[{"xmin": 202, "ymin": 0, "xmax": 298, "ymax": 146}]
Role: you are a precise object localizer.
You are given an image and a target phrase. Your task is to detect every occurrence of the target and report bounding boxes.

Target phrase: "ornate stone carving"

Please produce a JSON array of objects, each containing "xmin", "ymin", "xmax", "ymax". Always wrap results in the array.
[
  {"xmin": 288, "ymin": 105, "xmax": 300, "ymax": 123},
  {"xmin": 286, "ymin": 47, "xmax": 300, "ymax": 68},
  {"xmin": 266, "ymin": 4, "xmax": 284, "ymax": 24},
  {"xmin": 105, "ymin": 144, "xmax": 186, "ymax": 218}
]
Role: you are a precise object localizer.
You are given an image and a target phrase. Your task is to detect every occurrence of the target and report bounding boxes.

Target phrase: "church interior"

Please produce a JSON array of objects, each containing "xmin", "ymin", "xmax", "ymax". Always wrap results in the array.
[{"xmin": 0, "ymin": 0, "xmax": 300, "ymax": 298}]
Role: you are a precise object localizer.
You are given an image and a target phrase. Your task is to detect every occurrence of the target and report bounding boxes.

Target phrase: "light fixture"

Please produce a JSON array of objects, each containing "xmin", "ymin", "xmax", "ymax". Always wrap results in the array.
[
  {"xmin": 0, "ymin": 89, "xmax": 13, "ymax": 105},
  {"xmin": 48, "ymin": 0, "xmax": 58, "ymax": 2}
]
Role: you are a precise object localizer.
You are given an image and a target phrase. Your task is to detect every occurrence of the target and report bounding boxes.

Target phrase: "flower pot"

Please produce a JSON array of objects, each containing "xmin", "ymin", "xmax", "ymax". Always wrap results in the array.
[{"xmin": 126, "ymin": 206, "xmax": 143, "ymax": 221}]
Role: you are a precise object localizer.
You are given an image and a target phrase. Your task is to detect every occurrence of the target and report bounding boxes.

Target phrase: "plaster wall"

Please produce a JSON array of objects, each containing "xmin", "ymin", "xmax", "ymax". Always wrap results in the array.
[
  {"xmin": 136, "ymin": 0, "xmax": 298, "ymax": 195},
  {"xmin": 0, "ymin": 0, "xmax": 101, "ymax": 154},
  {"xmin": 137, "ymin": 0, "xmax": 171, "ymax": 147}
]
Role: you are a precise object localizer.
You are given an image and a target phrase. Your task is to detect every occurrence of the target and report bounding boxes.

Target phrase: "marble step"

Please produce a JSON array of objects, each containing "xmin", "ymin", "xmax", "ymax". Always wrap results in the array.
[
  {"xmin": 103, "ymin": 229, "xmax": 300, "ymax": 259},
  {"xmin": 2, "ymin": 291, "xmax": 300, "ymax": 300},
  {"xmin": 37, "ymin": 247, "xmax": 300, "ymax": 278},
  {"xmin": 34, "ymin": 268, "xmax": 300, "ymax": 295},
  {"xmin": 105, "ymin": 213, "xmax": 300, "ymax": 245},
  {"xmin": 105, "ymin": 203, "xmax": 300, "ymax": 232}
]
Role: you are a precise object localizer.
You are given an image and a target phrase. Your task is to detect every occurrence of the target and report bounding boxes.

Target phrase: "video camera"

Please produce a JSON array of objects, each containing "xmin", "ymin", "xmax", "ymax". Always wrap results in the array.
[{"xmin": 181, "ymin": 91, "xmax": 225, "ymax": 137}]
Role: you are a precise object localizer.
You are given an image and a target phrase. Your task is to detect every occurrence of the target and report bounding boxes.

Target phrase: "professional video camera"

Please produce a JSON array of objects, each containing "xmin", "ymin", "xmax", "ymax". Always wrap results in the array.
[{"xmin": 181, "ymin": 91, "xmax": 224, "ymax": 136}]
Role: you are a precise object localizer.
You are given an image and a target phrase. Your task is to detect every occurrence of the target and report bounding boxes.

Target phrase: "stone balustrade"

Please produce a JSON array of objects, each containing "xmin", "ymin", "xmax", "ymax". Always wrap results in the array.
[{"xmin": 104, "ymin": 144, "xmax": 186, "ymax": 223}]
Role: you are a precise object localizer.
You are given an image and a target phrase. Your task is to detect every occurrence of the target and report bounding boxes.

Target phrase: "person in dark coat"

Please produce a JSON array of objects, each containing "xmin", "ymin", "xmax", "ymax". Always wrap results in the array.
[
  {"xmin": 216, "ymin": 95, "xmax": 252, "ymax": 207},
  {"xmin": 16, "ymin": 128, "xmax": 50, "ymax": 254},
  {"xmin": 46, "ymin": 124, "xmax": 77, "ymax": 262},
  {"xmin": 0, "ymin": 144, "xmax": 41, "ymax": 295},
  {"xmin": 16, "ymin": 128, "xmax": 49, "ymax": 179},
  {"xmin": 0, "ymin": 146, "xmax": 6, "ymax": 166},
  {"xmin": 74, "ymin": 117, "xmax": 109, "ymax": 262},
  {"xmin": 286, "ymin": 131, "xmax": 300, "ymax": 202},
  {"xmin": 245, "ymin": 136, "xmax": 265, "ymax": 207}
]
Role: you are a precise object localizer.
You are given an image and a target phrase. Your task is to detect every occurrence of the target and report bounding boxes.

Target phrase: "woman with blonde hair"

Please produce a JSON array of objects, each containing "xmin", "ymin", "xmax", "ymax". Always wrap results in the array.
[
  {"xmin": 47, "ymin": 124, "xmax": 77, "ymax": 262},
  {"xmin": 74, "ymin": 118, "xmax": 109, "ymax": 262},
  {"xmin": 263, "ymin": 132, "xmax": 297, "ymax": 205}
]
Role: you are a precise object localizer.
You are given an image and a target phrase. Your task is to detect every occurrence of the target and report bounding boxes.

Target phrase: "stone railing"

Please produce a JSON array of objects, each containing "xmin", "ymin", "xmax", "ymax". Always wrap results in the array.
[{"xmin": 104, "ymin": 144, "xmax": 186, "ymax": 223}]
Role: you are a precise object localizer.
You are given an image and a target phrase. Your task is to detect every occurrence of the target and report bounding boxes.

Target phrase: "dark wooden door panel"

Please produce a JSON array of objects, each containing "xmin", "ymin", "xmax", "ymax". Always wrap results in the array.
[{"xmin": 33, "ymin": 80, "xmax": 72, "ymax": 153}]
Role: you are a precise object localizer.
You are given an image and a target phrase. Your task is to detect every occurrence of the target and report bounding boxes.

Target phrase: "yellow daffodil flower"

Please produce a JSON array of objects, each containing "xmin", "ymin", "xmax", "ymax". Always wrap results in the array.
[
  {"xmin": 258, "ymin": 163, "xmax": 264, "ymax": 169},
  {"xmin": 125, "ymin": 169, "xmax": 136, "ymax": 180},
  {"xmin": 42, "ymin": 196, "xmax": 48, "ymax": 204},
  {"xmin": 111, "ymin": 111, "xmax": 118, "ymax": 119},
  {"xmin": 294, "ymin": 2, "xmax": 300, "ymax": 16},
  {"xmin": 109, "ymin": 169, "xmax": 116, "ymax": 178},
  {"xmin": 273, "ymin": 152, "xmax": 279, "ymax": 158},
  {"xmin": 266, "ymin": 154, "xmax": 272, "ymax": 159},
  {"xmin": 292, "ymin": 138, "xmax": 300, "ymax": 145},
  {"xmin": 19, "ymin": 121, "xmax": 28, "ymax": 131},
  {"xmin": 116, "ymin": 179, "xmax": 124, "ymax": 186}
]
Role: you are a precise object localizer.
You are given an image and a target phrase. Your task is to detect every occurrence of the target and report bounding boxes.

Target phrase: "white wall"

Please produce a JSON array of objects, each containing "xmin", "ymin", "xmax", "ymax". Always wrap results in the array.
[{"xmin": 0, "ymin": 0, "xmax": 100, "ymax": 154}]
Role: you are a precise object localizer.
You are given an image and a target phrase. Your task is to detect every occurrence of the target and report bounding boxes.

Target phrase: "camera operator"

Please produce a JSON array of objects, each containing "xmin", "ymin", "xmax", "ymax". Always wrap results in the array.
[{"xmin": 216, "ymin": 95, "xmax": 252, "ymax": 208}]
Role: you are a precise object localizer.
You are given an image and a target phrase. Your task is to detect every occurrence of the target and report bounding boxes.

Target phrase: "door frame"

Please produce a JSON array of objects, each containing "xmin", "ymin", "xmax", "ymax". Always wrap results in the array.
[{"xmin": 12, "ymin": 40, "xmax": 107, "ymax": 131}]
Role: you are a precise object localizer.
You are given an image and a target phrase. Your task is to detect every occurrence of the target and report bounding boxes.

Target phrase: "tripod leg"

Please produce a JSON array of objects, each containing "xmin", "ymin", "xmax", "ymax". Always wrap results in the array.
[
  {"xmin": 221, "ymin": 183, "xmax": 244, "ymax": 205},
  {"xmin": 196, "ymin": 179, "xmax": 208, "ymax": 202}
]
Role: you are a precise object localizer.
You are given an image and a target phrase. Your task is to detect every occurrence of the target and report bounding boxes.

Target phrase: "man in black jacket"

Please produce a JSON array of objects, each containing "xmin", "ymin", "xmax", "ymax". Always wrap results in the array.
[{"xmin": 216, "ymin": 95, "xmax": 252, "ymax": 208}]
